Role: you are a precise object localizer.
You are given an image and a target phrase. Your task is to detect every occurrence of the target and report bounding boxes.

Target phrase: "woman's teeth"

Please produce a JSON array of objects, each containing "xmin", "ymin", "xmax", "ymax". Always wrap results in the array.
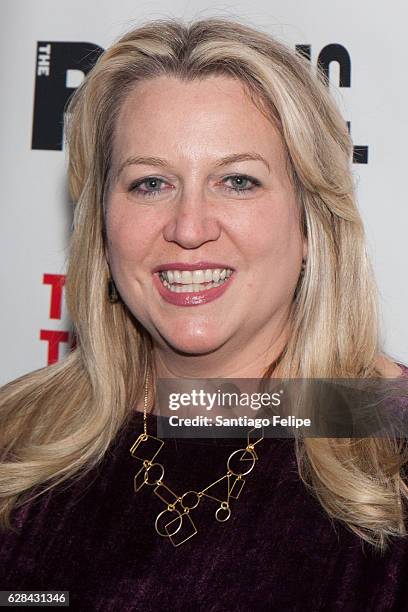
[{"xmin": 159, "ymin": 268, "xmax": 233, "ymax": 293}]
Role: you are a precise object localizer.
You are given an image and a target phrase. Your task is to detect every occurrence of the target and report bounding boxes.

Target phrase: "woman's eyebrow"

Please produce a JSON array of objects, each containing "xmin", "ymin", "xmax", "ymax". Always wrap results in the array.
[
  {"xmin": 213, "ymin": 152, "xmax": 270, "ymax": 172},
  {"xmin": 115, "ymin": 152, "xmax": 270, "ymax": 181}
]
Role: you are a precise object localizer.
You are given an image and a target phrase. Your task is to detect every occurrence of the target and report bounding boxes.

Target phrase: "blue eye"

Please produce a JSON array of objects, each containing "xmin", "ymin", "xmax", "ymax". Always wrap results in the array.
[
  {"xmin": 128, "ymin": 173, "xmax": 261, "ymax": 199},
  {"xmin": 129, "ymin": 177, "xmax": 168, "ymax": 198},
  {"xmin": 222, "ymin": 174, "xmax": 261, "ymax": 194}
]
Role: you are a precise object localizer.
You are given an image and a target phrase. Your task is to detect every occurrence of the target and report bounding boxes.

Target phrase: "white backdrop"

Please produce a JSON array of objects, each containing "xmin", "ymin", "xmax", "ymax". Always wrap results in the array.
[{"xmin": 1, "ymin": 0, "xmax": 407, "ymax": 385}]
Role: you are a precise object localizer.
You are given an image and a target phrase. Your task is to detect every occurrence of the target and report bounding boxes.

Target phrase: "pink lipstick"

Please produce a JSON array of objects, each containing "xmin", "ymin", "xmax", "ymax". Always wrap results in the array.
[{"xmin": 152, "ymin": 262, "xmax": 235, "ymax": 307}]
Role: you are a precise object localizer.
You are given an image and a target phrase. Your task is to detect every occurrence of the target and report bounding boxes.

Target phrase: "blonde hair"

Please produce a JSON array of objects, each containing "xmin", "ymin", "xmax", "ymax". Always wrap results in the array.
[{"xmin": 1, "ymin": 17, "xmax": 407, "ymax": 551}]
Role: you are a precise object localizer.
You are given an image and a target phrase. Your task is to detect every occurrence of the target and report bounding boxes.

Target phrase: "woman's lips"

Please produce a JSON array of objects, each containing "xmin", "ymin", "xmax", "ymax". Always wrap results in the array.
[{"xmin": 152, "ymin": 272, "xmax": 234, "ymax": 306}]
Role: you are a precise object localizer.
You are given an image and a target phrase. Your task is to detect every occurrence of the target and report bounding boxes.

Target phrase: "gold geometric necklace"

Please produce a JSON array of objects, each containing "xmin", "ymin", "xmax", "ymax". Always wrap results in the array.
[{"xmin": 129, "ymin": 371, "xmax": 264, "ymax": 546}]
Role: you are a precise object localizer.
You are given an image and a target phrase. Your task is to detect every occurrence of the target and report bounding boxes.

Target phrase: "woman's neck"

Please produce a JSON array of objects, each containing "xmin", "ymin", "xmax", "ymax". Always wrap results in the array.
[{"xmin": 152, "ymin": 324, "xmax": 288, "ymax": 380}]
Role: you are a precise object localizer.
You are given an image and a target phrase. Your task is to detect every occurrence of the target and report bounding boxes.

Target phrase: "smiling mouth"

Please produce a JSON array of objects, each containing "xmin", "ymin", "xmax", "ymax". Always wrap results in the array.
[{"xmin": 158, "ymin": 267, "xmax": 233, "ymax": 293}]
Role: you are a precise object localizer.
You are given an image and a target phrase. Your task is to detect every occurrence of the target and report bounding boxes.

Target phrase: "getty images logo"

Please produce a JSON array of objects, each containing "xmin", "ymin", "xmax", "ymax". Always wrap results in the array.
[{"xmin": 31, "ymin": 40, "xmax": 368, "ymax": 164}]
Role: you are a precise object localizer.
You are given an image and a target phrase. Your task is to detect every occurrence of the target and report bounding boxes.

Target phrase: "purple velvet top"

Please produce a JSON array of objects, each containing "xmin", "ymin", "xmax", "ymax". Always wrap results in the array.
[{"xmin": 1, "ymin": 365, "xmax": 408, "ymax": 611}]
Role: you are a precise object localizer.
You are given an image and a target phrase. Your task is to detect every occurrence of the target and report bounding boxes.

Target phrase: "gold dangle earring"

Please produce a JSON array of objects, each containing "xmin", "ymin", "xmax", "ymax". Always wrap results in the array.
[{"xmin": 108, "ymin": 277, "xmax": 120, "ymax": 303}]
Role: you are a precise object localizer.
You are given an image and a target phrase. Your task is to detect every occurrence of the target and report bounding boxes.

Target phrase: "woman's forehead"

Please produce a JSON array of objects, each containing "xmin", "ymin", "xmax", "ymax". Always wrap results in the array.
[{"xmin": 111, "ymin": 75, "xmax": 286, "ymax": 168}]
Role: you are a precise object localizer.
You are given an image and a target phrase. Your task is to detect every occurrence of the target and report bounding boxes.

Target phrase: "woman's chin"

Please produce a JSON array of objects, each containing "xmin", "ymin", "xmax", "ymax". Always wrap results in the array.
[{"xmin": 159, "ymin": 332, "xmax": 228, "ymax": 357}]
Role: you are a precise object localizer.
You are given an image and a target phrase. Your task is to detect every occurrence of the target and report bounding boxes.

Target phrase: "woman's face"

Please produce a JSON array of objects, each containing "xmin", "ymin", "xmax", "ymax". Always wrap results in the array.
[{"xmin": 106, "ymin": 75, "xmax": 307, "ymax": 359}]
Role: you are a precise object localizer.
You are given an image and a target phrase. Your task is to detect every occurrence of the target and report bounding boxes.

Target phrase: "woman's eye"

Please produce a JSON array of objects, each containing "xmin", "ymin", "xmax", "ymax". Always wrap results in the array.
[
  {"xmin": 221, "ymin": 175, "xmax": 261, "ymax": 194},
  {"xmin": 128, "ymin": 177, "xmax": 170, "ymax": 198},
  {"xmin": 128, "ymin": 174, "xmax": 261, "ymax": 199}
]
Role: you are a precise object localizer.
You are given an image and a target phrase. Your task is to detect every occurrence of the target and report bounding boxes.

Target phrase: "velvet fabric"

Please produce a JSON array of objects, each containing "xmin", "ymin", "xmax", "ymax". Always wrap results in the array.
[{"xmin": 2, "ymin": 365, "xmax": 408, "ymax": 611}]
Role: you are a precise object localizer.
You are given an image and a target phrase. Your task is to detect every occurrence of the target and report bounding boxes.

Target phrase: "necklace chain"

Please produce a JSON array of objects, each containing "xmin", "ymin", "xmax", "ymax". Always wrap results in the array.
[
  {"xmin": 130, "ymin": 372, "xmax": 264, "ymax": 546},
  {"xmin": 143, "ymin": 370, "xmax": 150, "ymax": 437}
]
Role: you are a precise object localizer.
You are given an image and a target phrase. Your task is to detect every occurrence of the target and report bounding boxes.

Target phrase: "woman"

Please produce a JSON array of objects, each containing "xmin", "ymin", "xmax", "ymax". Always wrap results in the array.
[{"xmin": 1, "ymin": 17, "xmax": 408, "ymax": 611}]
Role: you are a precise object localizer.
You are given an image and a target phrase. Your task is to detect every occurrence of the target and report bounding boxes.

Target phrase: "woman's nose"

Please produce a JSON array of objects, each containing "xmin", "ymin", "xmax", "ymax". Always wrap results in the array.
[{"xmin": 162, "ymin": 191, "xmax": 221, "ymax": 248}]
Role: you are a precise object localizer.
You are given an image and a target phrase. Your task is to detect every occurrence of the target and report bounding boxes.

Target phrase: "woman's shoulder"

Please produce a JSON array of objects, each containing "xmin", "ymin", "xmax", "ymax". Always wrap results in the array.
[{"xmin": 375, "ymin": 355, "xmax": 408, "ymax": 378}]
